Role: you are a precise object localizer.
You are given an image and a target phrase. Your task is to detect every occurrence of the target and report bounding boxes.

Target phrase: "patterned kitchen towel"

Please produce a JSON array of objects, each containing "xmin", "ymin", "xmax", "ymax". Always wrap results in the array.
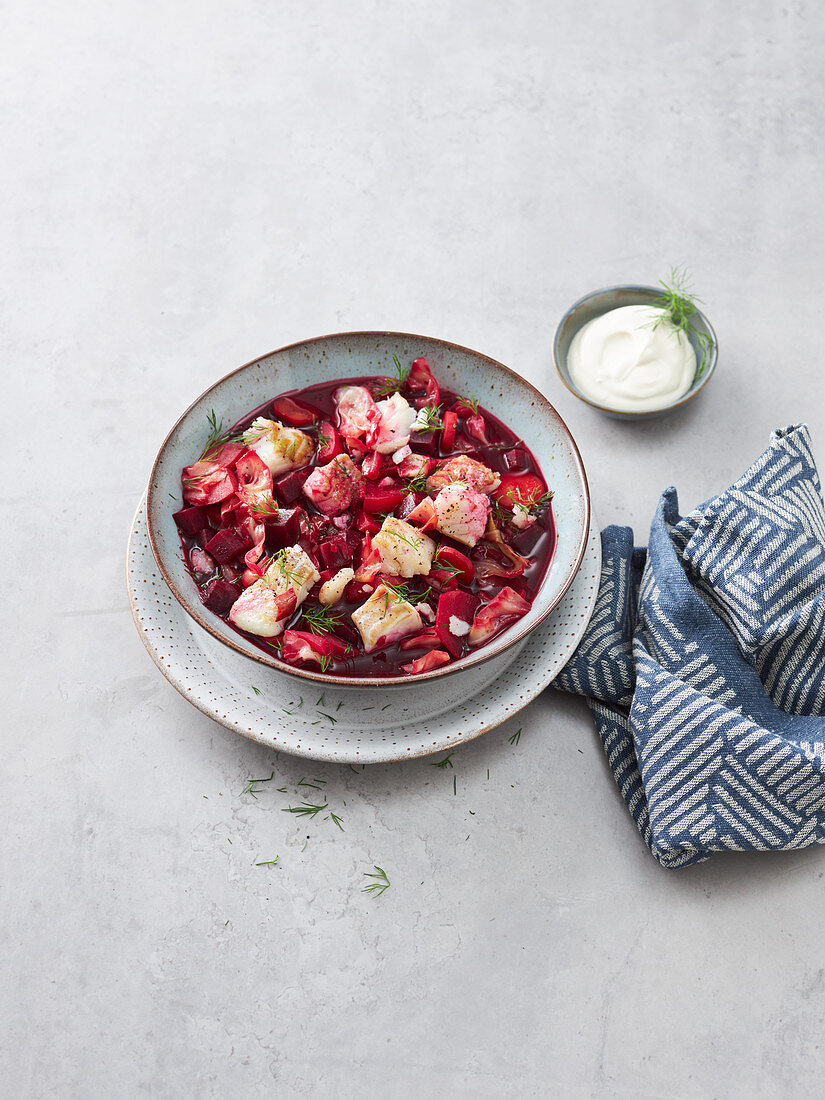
[{"xmin": 555, "ymin": 425, "xmax": 825, "ymax": 868}]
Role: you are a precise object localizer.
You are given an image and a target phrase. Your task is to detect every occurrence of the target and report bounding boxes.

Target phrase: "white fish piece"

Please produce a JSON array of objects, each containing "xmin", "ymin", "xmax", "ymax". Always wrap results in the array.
[
  {"xmin": 433, "ymin": 482, "xmax": 490, "ymax": 547},
  {"xmin": 262, "ymin": 545, "xmax": 320, "ymax": 604},
  {"xmin": 426, "ymin": 454, "xmax": 501, "ymax": 495},
  {"xmin": 351, "ymin": 585, "xmax": 423, "ymax": 652},
  {"xmin": 319, "ymin": 567, "xmax": 355, "ymax": 606},
  {"xmin": 334, "ymin": 386, "xmax": 379, "ymax": 438},
  {"xmin": 372, "ymin": 392, "xmax": 417, "ymax": 454},
  {"xmin": 243, "ymin": 417, "xmax": 313, "ymax": 477},
  {"xmin": 449, "ymin": 615, "xmax": 470, "ymax": 637},
  {"xmin": 302, "ymin": 453, "xmax": 364, "ymax": 516},
  {"xmin": 229, "ymin": 584, "xmax": 287, "ymax": 638},
  {"xmin": 373, "ymin": 516, "xmax": 435, "ymax": 578}
]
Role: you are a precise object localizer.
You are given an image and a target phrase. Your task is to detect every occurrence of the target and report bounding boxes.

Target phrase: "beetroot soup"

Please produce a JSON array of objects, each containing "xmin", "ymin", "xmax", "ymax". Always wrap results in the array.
[{"xmin": 173, "ymin": 357, "xmax": 556, "ymax": 677}]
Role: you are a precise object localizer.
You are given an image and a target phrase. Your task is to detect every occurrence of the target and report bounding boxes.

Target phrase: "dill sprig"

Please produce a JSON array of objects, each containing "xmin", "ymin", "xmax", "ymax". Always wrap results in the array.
[
  {"xmin": 371, "ymin": 354, "xmax": 411, "ymax": 397},
  {"xmin": 255, "ymin": 857, "xmax": 280, "ymax": 867},
  {"xmin": 362, "ymin": 865, "xmax": 391, "ymax": 897},
  {"xmin": 430, "ymin": 753, "xmax": 454, "ymax": 769},
  {"xmin": 248, "ymin": 496, "xmax": 280, "ymax": 521},
  {"xmin": 241, "ymin": 770, "xmax": 275, "ymax": 798},
  {"xmin": 381, "ymin": 580, "xmax": 432, "ymax": 607},
  {"xmin": 282, "ymin": 801, "xmax": 328, "ymax": 818},
  {"xmin": 198, "ymin": 409, "xmax": 246, "ymax": 462},
  {"xmin": 403, "ymin": 473, "xmax": 430, "ymax": 493},
  {"xmin": 414, "ymin": 404, "xmax": 444, "ymax": 431},
  {"xmin": 508, "ymin": 728, "xmax": 522, "ymax": 746},
  {"xmin": 301, "ymin": 604, "xmax": 343, "ymax": 636},
  {"xmin": 653, "ymin": 266, "xmax": 715, "ymax": 381},
  {"xmin": 458, "ymin": 394, "xmax": 480, "ymax": 414}
]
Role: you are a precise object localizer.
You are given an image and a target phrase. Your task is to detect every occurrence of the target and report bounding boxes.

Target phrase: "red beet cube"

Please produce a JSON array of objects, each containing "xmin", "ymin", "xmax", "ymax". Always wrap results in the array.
[
  {"xmin": 173, "ymin": 505, "xmax": 208, "ymax": 537},
  {"xmin": 364, "ymin": 486, "xmax": 405, "ymax": 513},
  {"xmin": 200, "ymin": 578, "xmax": 241, "ymax": 616},
  {"xmin": 318, "ymin": 534, "xmax": 352, "ymax": 571},
  {"xmin": 204, "ymin": 527, "xmax": 250, "ymax": 564},
  {"xmin": 274, "ymin": 467, "xmax": 312, "ymax": 504},
  {"xmin": 264, "ymin": 507, "xmax": 305, "ymax": 549},
  {"xmin": 436, "ymin": 590, "xmax": 480, "ymax": 658}
]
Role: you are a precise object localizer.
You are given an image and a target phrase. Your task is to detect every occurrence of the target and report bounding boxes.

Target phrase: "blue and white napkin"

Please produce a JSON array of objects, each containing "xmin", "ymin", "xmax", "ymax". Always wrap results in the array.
[{"xmin": 556, "ymin": 425, "xmax": 825, "ymax": 868}]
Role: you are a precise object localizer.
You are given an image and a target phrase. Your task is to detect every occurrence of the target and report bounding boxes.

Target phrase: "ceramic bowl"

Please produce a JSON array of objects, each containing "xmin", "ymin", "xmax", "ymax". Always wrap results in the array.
[
  {"xmin": 145, "ymin": 331, "xmax": 590, "ymax": 688},
  {"xmin": 554, "ymin": 284, "xmax": 718, "ymax": 421}
]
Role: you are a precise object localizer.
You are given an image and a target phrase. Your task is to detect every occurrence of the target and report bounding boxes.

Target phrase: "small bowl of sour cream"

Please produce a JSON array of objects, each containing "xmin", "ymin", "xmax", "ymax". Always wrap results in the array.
[{"xmin": 553, "ymin": 284, "xmax": 718, "ymax": 420}]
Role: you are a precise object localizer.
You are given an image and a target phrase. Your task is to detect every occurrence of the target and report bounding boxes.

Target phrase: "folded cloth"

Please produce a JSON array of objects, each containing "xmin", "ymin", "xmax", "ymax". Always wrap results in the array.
[{"xmin": 556, "ymin": 425, "xmax": 825, "ymax": 868}]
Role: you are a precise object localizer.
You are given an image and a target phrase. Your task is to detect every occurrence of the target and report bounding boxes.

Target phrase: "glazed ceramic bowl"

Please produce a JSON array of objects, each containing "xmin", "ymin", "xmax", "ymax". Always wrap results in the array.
[
  {"xmin": 554, "ymin": 284, "xmax": 718, "ymax": 421},
  {"xmin": 145, "ymin": 331, "xmax": 590, "ymax": 688}
]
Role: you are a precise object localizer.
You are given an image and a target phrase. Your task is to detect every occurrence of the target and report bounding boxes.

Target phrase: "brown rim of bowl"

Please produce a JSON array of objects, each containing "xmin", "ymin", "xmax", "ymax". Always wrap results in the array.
[
  {"xmin": 553, "ymin": 285, "xmax": 718, "ymax": 417},
  {"xmin": 146, "ymin": 330, "xmax": 591, "ymax": 687}
]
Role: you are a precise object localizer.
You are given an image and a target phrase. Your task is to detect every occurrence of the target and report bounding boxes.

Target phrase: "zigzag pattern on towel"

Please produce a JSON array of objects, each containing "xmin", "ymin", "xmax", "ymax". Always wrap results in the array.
[{"xmin": 674, "ymin": 426, "xmax": 825, "ymax": 715}]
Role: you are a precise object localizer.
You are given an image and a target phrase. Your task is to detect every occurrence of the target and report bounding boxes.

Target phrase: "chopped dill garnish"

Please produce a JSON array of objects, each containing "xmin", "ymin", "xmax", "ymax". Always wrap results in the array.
[
  {"xmin": 318, "ymin": 653, "xmax": 333, "ymax": 673},
  {"xmin": 327, "ymin": 812, "xmax": 344, "ymax": 831},
  {"xmin": 198, "ymin": 409, "xmax": 246, "ymax": 462},
  {"xmin": 251, "ymin": 686, "xmax": 261, "ymax": 695},
  {"xmin": 430, "ymin": 753, "xmax": 454, "ymax": 769},
  {"xmin": 248, "ymin": 496, "xmax": 280, "ymax": 520},
  {"xmin": 459, "ymin": 394, "xmax": 480, "ymax": 414},
  {"xmin": 453, "ymin": 775, "xmax": 457, "ymax": 795},
  {"xmin": 382, "ymin": 579, "xmax": 432, "ymax": 607},
  {"xmin": 362, "ymin": 865, "xmax": 391, "ymax": 897},
  {"xmin": 403, "ymin": 473, "xmax": 430, "ymax": 493},
  {"xmin": 241, "ymin": 771, "xmax": 275, "ymax": 798},
  {"xmin": 414, "ymin": 404, "xmax": 444, "ymax": 431},
  {"xmin": 371, "ymin": 354, "xmax": 411, "ymax": 397},
  {"xmin": 318, "ymin": 711, "xmax": 338, "ymax": 724},
  {"xmin": 316, "ymin": 692, "xmax": 326, "ymax": 706},
  {"xmin": 302, "ymin": 606, "xmax": 343, "ymax": 636},
  {"xmin": 297, "ymin": 777, "xmax": 325, "ymax": 791},
  {"xmin": 255, "ymin": 856, "xmax": 280, "ymax": 867},
  {"xmin": 282, "ymin": 801, "xmax": 328, "ymax": 818},
  {"xmin": 508, "ymin": 728, "xmax": 522, "ymax": 746}
]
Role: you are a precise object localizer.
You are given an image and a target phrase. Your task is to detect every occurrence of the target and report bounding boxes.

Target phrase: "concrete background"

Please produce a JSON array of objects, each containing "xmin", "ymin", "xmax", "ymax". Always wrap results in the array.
[{"xmin": 4, "ymin": 1, "xmax": 825, "ymax": 1096}]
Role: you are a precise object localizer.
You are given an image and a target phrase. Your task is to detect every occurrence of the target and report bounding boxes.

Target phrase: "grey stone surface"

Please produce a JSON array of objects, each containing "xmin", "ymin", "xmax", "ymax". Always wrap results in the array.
[{"xmin": 5, "ymin": 1, "xmax": 825, "ymax": 1096}]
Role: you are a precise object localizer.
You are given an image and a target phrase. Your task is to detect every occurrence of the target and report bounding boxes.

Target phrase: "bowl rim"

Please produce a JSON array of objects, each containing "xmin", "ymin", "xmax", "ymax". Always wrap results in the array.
[
  {"xmin": 553, "ymin": 283, "xmax": 719, "ymax": 417},
  {"xmin": 146, "ymin": 329, "xmax": 591, "ymax": 687}
]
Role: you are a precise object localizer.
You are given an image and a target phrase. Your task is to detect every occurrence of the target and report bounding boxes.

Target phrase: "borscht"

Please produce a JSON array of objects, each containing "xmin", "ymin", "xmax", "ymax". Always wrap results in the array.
[{"xmin": 173, "ymin": 356, "xmax": 556, "ymax": 677}]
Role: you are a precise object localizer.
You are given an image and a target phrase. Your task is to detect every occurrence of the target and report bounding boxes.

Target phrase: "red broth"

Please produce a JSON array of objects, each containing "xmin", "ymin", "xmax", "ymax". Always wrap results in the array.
[{"xmin": 174, "ymin": 363, "xmax": 556, "ymax": 677}]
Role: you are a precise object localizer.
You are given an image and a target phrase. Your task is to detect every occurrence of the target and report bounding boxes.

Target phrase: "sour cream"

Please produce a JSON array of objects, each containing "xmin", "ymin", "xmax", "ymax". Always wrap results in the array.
[{"xmin": 567, "ymin": 305, "xmax": 696, "ymax": 413}]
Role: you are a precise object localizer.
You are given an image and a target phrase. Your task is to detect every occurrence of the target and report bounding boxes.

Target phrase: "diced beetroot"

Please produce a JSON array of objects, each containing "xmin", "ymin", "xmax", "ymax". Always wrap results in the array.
[
  {"xmin": 468, "ymin": 586, "xmax": 530, "ymax": 646},
  {"xmin": 182, "ymin": 462, "xmax": 237, "ymax": 506},
  {"xmin": 317, "ymin": 567, "xmax": 337, "ymax": 585},
  {"xmin": 441, "ymin": 410, "xmax": 458, "ymax": 451},
  {"xmin": 316, "ymin": 421, "xmax": 344, "ymax": 463},
  {"xmin": 401, "ymin": 650, "xmax": 451, "ymax": 674},
  {"xmin": 200, "ymin": 578, "xmax": 241, "ymax": 616},
  {"xmin": 362, "ymin": 452, "xmax": 385, "ymax": 480},
  {"xmin": 433, "ymin": 545, "xmax": 475, "ymax": 585},
  {"xmin": 344, "ymin": 580, "xmax": 377, "ymax": 602},
  {"xmin": 204, "ymin": 526, "xmax": 250, "ymax": 564},
  {"xmin": 271, "ymin": 395, "xmax": 318, "ymax": 426},
  {"xmin": 318, "ymin": 535, "xmax": 353, "ymax": 571},
  {"xmin": 355, "ymin": 508, "xmax": 382, "ymax": 535},
  {"xmin": 363, "ymin": 486, "xmax": 405, "ymax": 513},
  {"xmin": 280, "ymin": 629, "xmax": 351, "ymax": 667},
  {"xmin": 399, "ymin": 628, "xmax": 442, "ymax": 651},
  {"xmin": 264, "ymin": 507, "xmax": 306, "ymax": 549},
  {"xmin": 504, "ymin": 448, "xmax": 528, "ymax": 472},
  {"xmin": 424, "ymin": 568, "xmax": 460, "ymax": 592},
  {"xmin": 451, "ymin": 399, "xmax": 475, "ymax": 419},
  {"xmin": 173, "ymin": 505, "xmax": 208, "ymax": 537},
  {"xmin": 435, "ymin": 590, "xmax": 480, "ymax": 658},
  {"xmin": 196, "ymin": 526, "xmax": 215, "ymax": 548},
  {"xmin": 403, "ymin": 357, "xmax": 439, "ymax": 407},
  {"xmin": 274, "ymin": 466, "xmax": 312, "ymax": 504},
  {"xmin": 412, "ymin": 430, "xmax": 439, "ymax": 457},
  {"xmin": 511, "ymin": 523, "xmax": 544, "ymax": 556}
]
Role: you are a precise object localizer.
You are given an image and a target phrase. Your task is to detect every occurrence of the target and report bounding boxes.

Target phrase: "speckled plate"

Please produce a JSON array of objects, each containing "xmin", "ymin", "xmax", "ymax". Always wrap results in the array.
[{"xmin": 127, "ymin": 496, "xmax": 601, "ymax": 762}]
